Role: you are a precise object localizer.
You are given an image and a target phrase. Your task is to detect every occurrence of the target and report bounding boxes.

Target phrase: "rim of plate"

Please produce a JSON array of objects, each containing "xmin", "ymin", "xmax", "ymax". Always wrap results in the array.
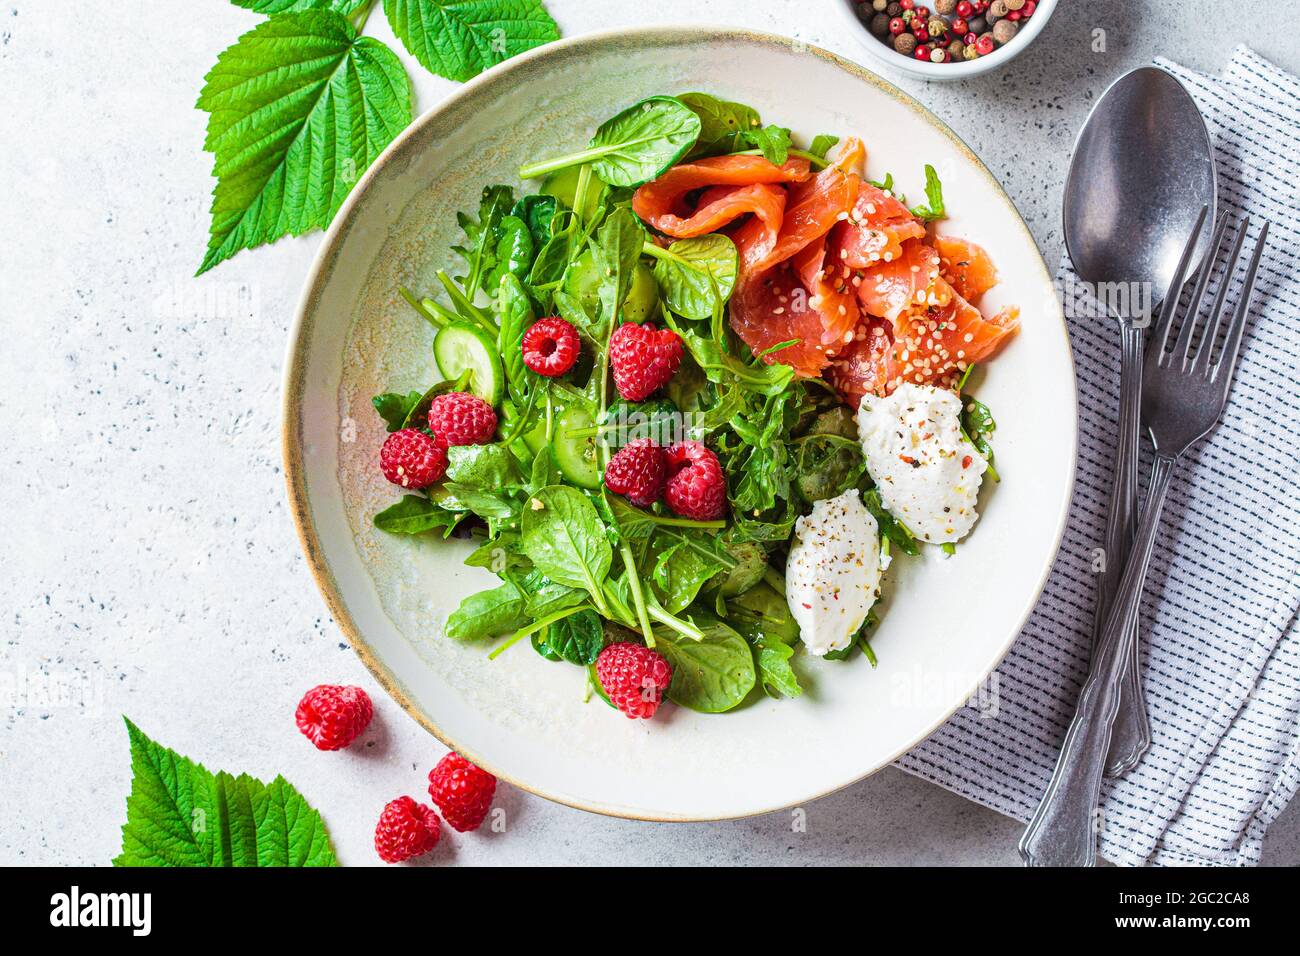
[{"xmin": 281, "ymin": 24, "xmax": 1078, "ymax": 823}]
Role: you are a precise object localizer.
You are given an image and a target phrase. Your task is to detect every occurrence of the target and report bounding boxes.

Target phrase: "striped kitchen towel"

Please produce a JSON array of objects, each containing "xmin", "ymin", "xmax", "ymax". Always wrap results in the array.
[{"xmin": 896, "ymin": 47, "xmax": 1300, "ymax": 867}]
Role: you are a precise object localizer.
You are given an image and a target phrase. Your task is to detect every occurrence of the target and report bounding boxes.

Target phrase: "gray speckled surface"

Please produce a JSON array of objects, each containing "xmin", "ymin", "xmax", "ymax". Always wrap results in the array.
[{"xmin": 1, "ymin": 0, "xmax": 1296, "ymax": 866}]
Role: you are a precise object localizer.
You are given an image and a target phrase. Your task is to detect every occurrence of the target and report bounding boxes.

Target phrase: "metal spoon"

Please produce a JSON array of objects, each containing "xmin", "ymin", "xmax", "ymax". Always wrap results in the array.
[{"xmin": 1061, "ymin": 66, "xmax": 1216, "ymax": 779}]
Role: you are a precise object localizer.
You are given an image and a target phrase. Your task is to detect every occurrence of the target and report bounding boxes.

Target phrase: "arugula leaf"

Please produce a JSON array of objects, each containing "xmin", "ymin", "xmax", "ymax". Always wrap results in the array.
[
  {"xmin": 445, "ymin": 580, "xmax": 530, "ymax": 641},
  {"xmin": 233, "ymin": 0, "xmax": 370, "ymax": 13},
  {"xmin": 511, "ymin": 194, "xmax": 558, "ymax": 248},
  {"xmin": 680, "ymin": 330, "xmax": 795, "ymax": 397},
  {"xmin": 863, "ymin": 488, "xmax": 920, "ymax": 556},
  {"xmin": 656, "ymin": 614, "xmax": 756, "ymax": 713},
  {"xmin": 909, "ymin": 164, "xmax": 946, "ymax": 222},
  {"xmin": 520, "ymin": 95, "xmax": 701, "ymax": 187},
  {"xmin": 808, "ymin": 134, "xmax": 840, "ymax": 160},
  {"xmin": 648, "ymin": 234, "xmax": 739, "ymax": 321},
  {"xmin": 451, "ymin": 184, "xmax": 515, "ymax": 299},
  {"xmin": 793, "ymin": 433, "xmax": 867, "ymax": 504},
  {"xmin": 114, "ymin": 717, "xmax": 336, "ymax": 867},
  {"xmin": 196, "ymin": 12, "xmax": 411, "ymax": 273},
  {"xmin": 374, "ymin": 494, "xmax": 464, "ymax": 535},
  {"xmin": 383, "ymin": 0, "xmax": 559, "ymax": 83},
  {"xmin": 372, "ymin": 390, "xmax": 424, "ymax": 431},
  {"xmin": 520, "ymin": 485, "xmax": 613, "ymax": 606},
  {"xmin": 739, "ymin": 124, "xmax": 792, "ymax": 166},
  {"xmin": 651, "ymin": 536, "xmax": 727, "ymax": 614}
]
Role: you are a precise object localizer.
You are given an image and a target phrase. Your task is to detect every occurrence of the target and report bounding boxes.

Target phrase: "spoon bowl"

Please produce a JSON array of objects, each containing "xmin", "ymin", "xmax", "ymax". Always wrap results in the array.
[{"xmin": 1064, "ymin": 66, "xmax": 1216, "ymax": 307}]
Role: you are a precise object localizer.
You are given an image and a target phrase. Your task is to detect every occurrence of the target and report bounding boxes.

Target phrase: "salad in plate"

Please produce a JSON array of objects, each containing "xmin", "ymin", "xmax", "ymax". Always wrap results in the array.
[{"xmin": 368, "ymin": 93, "xmax": 1019, "ymax": 720}]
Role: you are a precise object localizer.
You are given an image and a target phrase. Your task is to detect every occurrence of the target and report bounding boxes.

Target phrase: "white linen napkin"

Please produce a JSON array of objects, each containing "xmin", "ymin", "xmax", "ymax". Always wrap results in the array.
[{"xmin": 895, "ymin": 47, "xmax": 1300, "ymax": 866}]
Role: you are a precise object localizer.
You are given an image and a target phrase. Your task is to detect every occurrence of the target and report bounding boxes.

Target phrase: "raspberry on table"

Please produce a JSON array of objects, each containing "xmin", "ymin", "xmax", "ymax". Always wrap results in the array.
[
  {"xmin": 374, "ymin": 796, "xmax": 441, "ymax": 863},
  {"xmin": 603, "ymin": 438, "xmax": 667, "ymax": 507},
  {"xmin": 295, "ymin": 684, "xmax": 373, "ymax": 751},
  {"xmin": 427, "ymin": 752, "xmax": 496, "ymax": 832},
  {"xmin": 379, "ymin": 428, "xmax": 447, "ymax": 489},
  {"xmin": 609, "ymin": 322, "xmax": 683, "ymax": 401},
  {"xmin": 664, "ymin": 440, "xmax": 727, "ymax": 521},
  {"xmin": 595, "ymin": 642, "xmax": 673, "ymax": 719},
  {"xmin": 427, "ymin": 392, "xmax": 498, "ymax": 446},
  {"xmin": 522, "ymin": 317, "xmax": 580, "ymax": 377}
]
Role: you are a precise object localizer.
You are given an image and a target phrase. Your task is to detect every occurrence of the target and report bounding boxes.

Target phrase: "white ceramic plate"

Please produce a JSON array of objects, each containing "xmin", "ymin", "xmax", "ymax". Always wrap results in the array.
[{"xmin": 283, "ymin": 26, "xmax": 1076, "ymax": 821}]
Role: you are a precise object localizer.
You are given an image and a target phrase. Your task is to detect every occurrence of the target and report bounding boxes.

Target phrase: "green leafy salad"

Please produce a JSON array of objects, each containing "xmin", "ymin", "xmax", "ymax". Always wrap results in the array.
[{"xmin": 368, "ymin": 93, "xmax": 1005, "ymax": 718}]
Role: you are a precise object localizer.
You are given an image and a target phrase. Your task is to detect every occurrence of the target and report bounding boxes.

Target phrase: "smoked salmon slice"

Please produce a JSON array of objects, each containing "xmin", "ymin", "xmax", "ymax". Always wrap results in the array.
[
  {"xmin": 632, "ymin": 155, "xmax": 810, "ymax": 238},
  {"xmin": 825, "ymin": 317, "xmax": 896, "ymax": 407},
  {"xmin": 855, "ymin": 238, "xmax": 947, "ymax": 322},
  {"xmin": 834, "ymin": 182, "xmax": 926, "ymax": 267},
  {"xmin": 888, "ymin": 277, "xmax": 1019, "ymax": 390},
  {"xmin": 933, "ymin": 235, "xmax": 999, "ymax": 302},
  {"xmin": 728, "ymin": 261, "xmax": 835, "ymax": 377}
]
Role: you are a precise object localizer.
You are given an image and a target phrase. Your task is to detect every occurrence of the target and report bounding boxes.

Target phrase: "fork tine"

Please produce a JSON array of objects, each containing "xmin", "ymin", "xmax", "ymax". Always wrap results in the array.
[
  {"xmin": 1193, "ymin": 220, "xmax": 1246, "ymax": 377},
  {"xmin": 1152, "ymin": 205, "xmax": 1209, "ymax": 358},
  {"xmin": 1213, "ymin": 221, "xmax": 1268, "ymax": 385},
  {"xmin": 1171, "ymin": 214, "xmax": 1232, "ymax": 368}
]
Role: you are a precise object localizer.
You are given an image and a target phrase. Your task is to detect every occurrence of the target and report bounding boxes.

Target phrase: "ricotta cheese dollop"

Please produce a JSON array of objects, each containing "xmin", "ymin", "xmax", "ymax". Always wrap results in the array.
[
  {"xmin": 857, "ymin": 382, "xmax": 987, "ymax": 544},
  {"xmin": 785, "ymin": 489, "xmax": 882, "ymax": 657}
]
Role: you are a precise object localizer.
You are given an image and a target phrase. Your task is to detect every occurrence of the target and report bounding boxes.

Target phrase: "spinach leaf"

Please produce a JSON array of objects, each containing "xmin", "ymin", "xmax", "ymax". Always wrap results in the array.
[
  {"xmin": 511, "ymin": 193, "xmax": 558, "ymax": 248},
  {"xmin": 794, "ymin": 433, "xmax": 867, "ymax": 504},
  {"xmin": 960, "ymin": 394, "xmax": 1000, "ymax": 482},
  {"xmin": 519, "ymin": 96, "xmax": 701, "ymax": 187},
  {"xmin": 522, "ymin": 575, "xmax": 587, "ymax": 619},
  {"xmin": 909, "ymin": 164, "xmax": 946, "ymax": 222},
  {"xmin": 446, "ymin": 443, "xmax": 521, "ymax": 491},
  {"xmin": 649, "ymin": 234, "xmax": 739, "ymax": 320},
  {"xmin": 651, "ymin": 536, "xmax": 727, "ymax": 614},
  {"xmin": 520, "ymin": 485, "xmax": 613, "ymax": 604},
  {"xmin": 439, "ymin": 484, "xmax": 518, "ymax": 520},
  {"xmin": 678, "ymin": 92, "xmax": 761, "ymax": 156},
  {"xmin": 591, "ymin": 207, "xmax": 644, "ymax": 332},
  {"xmin": 445, "ymin": 580, "xmax": 530, "ymax": 642},
  {"xmin": 373, "ymin": 494, "xmax": 463, "ymax": 536},
  {"xmin": 536, "ymin": 608, "xmax": 606, "ymax": 665},
  {"xmin": 372, "ymin": 390, "xmax": 423, "ymax": 431},
  {"xmin": 656, "ymin": 614, "xmax": 756, "ymax": 713},
  {"xmin": 464, "ymin": 532, "xmax": 529, "ymax": 572},
  {"xmin": 496, "ymin": 273, "xmax": 534, "ymax": 407},
  {"xmin": 757, "ymin": 641, "xmax": 802, "ymax": 699},
  {"xmin": 485, "ymin": 214, "xmax": 534, "ymax": 290}
]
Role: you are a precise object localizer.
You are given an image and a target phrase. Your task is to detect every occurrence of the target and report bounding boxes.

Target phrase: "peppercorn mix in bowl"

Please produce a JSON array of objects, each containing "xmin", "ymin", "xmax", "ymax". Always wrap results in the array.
[{"xmin": 841, "ymin": 0, "xmax": 1058, "ymax": 80}]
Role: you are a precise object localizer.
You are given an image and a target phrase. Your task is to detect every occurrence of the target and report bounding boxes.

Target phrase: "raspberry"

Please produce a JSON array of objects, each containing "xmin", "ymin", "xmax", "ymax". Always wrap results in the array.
[
  {"xmin": 522, "ymin": 317, "xmax": 580, "ymax": 377},
  {"xmin": 295, "ymin": 684, "xmax": 373, "ymax": 751},
  {"xmin": 379, "ymin": 428, "xmax": 447, "ymax": 489},
  {"xmin": 427, "ymin": 752, "xmax": 496, "ymax": 832},
  {"xmin": 603, "ymin": 438, "xmax": 667, "ymax": 507},
  {"xmin": 609, "ymin": 322, "xmax": 683, "ymax": 401},
  {"xmin": 664, "ymin": 441, "xmax": 727, "ymax": 521},
  {"xmin": 595, "ymin": 642, "xmax": 673, "ymax": 719},
  {"xmin": 427, "ymin": 392, "xmax": 498, "ymax": 446},
  {"xmin": 374, "ymin": 796, "xmax": 441, "ymax": 863}
]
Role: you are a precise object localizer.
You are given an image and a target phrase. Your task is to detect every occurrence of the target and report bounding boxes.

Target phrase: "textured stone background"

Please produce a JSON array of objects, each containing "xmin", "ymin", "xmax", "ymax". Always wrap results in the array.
[{"xmin": 2, "ymin": 0, "xmax": 1296, "ymax": 865}]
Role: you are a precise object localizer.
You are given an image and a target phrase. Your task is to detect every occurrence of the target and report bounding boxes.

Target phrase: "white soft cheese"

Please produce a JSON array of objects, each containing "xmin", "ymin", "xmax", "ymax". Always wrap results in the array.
[
  {"xmin": 785, "ymin": 489, "xmax": 882, "ymax": 657},
  {"xmin": 857, "ymin": 382, "xmax": 987, "ymax": 544}
]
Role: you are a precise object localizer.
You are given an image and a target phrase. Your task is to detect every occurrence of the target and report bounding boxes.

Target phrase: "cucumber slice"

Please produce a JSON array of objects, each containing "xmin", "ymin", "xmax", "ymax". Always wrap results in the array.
[
  {"xmin": 541, "ymin": 165, "xmax": 603, "ymax": 221},
  {"xmin": 552, "ymin": 404, "xmax": 602, "ymax": 489},
  {"xmin": 434, "ymin": 322, "xmax": 504, "ymax": 406}
]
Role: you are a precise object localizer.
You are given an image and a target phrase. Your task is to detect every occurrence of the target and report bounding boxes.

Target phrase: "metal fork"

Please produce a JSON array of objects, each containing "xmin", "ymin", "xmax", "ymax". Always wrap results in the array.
[{"xmin": 1019, "ymin": 213, "xmax": 1269, "ymax": 867}]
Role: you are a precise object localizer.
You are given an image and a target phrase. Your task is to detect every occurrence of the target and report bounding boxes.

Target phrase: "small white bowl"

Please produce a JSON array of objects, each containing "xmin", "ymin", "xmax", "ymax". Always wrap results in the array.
[{"xmin": 838, "ymin": 0, "xmax": 1058, "ymax": 81}]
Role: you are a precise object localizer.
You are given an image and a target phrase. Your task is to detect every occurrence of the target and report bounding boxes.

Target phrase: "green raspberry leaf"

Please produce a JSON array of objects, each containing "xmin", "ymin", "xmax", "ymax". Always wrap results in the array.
[
  {"xmin": 232, "ymin": 0, "xmax": 371, "ymax": 15},
  {"xmin": 196, "ymin": 11, "xmax": 412, "ymax": 274},
  {"xmin": 383, "ymin": 0, "xmax": 559, "ymax": 83},
  {"xmin": 113, "ymin": 717, "xmax": 338, "ymax": 867}
]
